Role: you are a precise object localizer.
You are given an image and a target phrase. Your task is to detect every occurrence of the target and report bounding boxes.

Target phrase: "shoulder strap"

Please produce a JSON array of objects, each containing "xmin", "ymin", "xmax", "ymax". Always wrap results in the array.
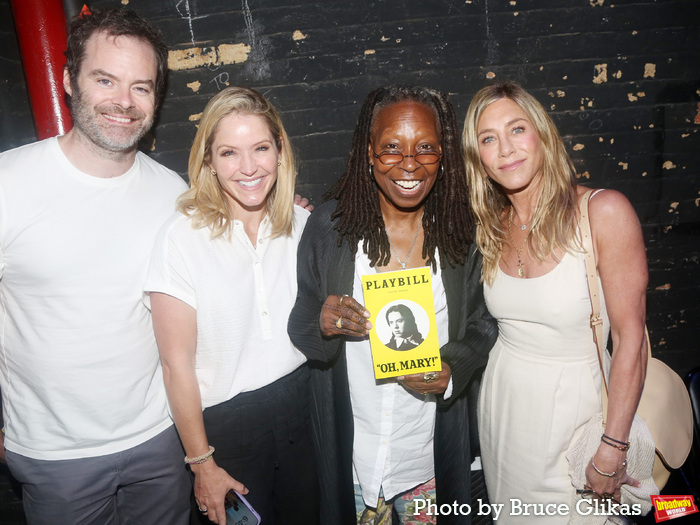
[{"xmin": 578, "ymin": 189, "xmax": 610, "ymax": 421}]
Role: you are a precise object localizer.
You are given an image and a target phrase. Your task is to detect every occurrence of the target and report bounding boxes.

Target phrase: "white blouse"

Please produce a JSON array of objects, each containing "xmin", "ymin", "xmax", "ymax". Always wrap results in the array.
[
  {"xmin": 144, "ymin": 206, "xmax": 309, "ymax": 409},
  {"xmin": 346, "ymin": 246, "xmax": 449, "ymax": 506}
]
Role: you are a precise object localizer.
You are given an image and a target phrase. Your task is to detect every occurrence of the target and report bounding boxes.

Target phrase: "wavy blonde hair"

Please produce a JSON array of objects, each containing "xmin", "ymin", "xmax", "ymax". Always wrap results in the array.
[
  {"xmin": 178, "ymin": 86, "xmax": 296, "ymax": 239},
  {"xmin": 462, "ymin": 82, "xmax": 579, "ymax": 285}
]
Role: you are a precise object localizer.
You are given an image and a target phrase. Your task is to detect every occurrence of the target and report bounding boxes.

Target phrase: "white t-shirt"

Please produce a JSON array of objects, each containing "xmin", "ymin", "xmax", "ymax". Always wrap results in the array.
[
  {"xmin": 347, "ymin": 247, "xmax": 449, "ymax": 505},
  {"xmin": 144, "ymin": 206, "xmax": 309, "ymax": 409},
  {"xmin": 0, "ymin": 137, "xmax": 187, "ymax": 460}
]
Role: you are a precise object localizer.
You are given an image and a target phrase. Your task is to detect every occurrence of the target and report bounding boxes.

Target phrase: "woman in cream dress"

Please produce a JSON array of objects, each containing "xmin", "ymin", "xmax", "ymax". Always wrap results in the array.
[{"xmin": 462, "ymin": 82, "xmax": 648, "ymax": 523}]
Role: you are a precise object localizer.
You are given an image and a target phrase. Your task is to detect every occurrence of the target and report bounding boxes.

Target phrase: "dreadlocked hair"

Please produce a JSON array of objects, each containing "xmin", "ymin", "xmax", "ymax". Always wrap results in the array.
[{"xmin": 324, "ymin": 85, "xmax": 474, "ymax": 271}]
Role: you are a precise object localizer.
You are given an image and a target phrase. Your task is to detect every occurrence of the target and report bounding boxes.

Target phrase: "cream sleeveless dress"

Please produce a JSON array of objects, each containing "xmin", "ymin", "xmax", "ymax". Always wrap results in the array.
[{"xmin": 478, "ymin": 247, "xmax": 610, "ymax": 524}]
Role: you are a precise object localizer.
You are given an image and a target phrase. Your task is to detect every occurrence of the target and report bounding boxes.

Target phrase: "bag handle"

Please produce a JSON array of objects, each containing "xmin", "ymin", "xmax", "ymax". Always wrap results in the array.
[
  {"xmin": 578, "ymin": 190, "xmax": 610, "ymax": 422},
  {"xmin": 579, "ymin": 189, "xmax": 653, "ymax": 426}
]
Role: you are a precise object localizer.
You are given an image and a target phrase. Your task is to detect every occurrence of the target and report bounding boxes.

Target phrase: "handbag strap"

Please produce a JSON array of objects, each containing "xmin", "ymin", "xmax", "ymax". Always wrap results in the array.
[
  {"xmin": 579, "ymin": 189, "xmax": 653, "ymax": 426},
  {"xmin": 578, "ymin": 190, "xmax": 610, "ymax": 422}
]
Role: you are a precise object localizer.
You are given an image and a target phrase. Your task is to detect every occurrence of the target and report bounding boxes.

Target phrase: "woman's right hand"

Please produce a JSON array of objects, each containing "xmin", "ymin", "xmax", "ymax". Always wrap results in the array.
[
  {"xmin": 320, "ymin": 294, "xmax": 372, "ymax": 337},
  {"xmin": 191, "ymin": 459, "xmax": 248, "ymax": 525}
]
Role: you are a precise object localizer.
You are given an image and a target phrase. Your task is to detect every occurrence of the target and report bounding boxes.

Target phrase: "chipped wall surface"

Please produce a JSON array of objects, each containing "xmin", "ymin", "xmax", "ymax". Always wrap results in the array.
[{"xmin": 1, "ymin": 0, "xmax": 699, "ymax": 371}]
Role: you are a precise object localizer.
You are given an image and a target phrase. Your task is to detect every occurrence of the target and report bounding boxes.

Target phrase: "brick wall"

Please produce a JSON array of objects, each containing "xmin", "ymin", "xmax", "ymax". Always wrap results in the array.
[{"xmin": 1, "ymin": 0, "xmax": 698, "ymax": 370}]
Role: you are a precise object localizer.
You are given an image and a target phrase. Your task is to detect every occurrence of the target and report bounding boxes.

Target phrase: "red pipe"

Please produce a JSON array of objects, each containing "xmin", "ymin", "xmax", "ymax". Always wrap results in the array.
[{"xmin": 11, "ymin": 0, "xmax": 72, "ymax": 139}]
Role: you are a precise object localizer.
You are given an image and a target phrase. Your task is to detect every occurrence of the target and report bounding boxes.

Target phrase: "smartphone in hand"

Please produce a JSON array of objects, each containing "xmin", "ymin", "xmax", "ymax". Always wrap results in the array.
[{"xmin": 225, "ymin": 490, "xmax": 261, "ymax": 525}]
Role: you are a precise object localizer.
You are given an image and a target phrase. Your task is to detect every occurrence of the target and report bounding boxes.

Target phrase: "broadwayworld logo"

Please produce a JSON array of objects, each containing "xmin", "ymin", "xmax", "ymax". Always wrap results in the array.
[{"xmin": 650, "ymin": 495, "xmax": 698, "ymax": 522}]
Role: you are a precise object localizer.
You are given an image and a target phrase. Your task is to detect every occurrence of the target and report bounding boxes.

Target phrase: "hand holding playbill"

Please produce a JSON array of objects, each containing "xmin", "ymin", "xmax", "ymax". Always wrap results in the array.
[{"xmin": 320, "ymin": 294, "xmax": 371, "ymax": 337}]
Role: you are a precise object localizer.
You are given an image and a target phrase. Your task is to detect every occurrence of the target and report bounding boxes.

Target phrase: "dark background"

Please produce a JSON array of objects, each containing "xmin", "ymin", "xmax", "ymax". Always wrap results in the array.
[{"xmin": 0, "ymin": 0, "xmax": 698, "ymax": 521}]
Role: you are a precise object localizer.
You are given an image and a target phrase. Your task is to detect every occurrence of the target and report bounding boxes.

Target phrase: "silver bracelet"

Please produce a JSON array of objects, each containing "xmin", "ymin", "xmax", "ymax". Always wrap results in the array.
[{"xmin": 591, "ymin": 456, "xmax": 625, "ymax": 478}]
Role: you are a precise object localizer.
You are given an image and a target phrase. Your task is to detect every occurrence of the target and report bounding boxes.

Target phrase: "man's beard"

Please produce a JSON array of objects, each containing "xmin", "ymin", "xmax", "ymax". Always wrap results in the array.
[{"xmin": 69, "ymin": 84, "xmax": 154, "ymax": 154}]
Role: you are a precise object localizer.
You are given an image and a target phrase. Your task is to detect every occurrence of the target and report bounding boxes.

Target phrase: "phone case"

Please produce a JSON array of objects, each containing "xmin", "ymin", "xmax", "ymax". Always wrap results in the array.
[{"xmin": 225, "ymin": 491, "xmax": 261, "ymax": 525}]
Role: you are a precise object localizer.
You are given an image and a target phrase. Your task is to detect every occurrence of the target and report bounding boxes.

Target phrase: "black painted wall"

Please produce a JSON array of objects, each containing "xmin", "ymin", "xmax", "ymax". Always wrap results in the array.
[{"xmin": 1, "ymin": 0, "xmax": 699, "ymax": 374}]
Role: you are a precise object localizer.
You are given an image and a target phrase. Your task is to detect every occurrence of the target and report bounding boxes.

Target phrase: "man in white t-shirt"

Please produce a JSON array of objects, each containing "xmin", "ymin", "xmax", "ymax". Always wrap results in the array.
[{"xmin": 0, "ymin": 8, "xmax": 191, "ymax": 524}]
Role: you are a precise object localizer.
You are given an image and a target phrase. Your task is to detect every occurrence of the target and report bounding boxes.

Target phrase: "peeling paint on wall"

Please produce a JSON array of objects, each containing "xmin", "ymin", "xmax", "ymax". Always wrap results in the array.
[
  {"xmin": 168, "ymin": 44, "xmax": 251, "ymax": 71},
  {"xmin": 577, "ymin": 171, "xmax": 591, "ymax": 179},
  {"xmin": 593, "ymin": 64, "xmax": 607, "ymax": 84},
  {"xmin": 695, "ymin": 103, "xmax": 700, "ymax": 124},
  {"xmin": 187, "ymin": 81, "xmax": 201, "ymax": 93},
  {"xmin": 364, "ymin": 49, "xmax": 376, "ymax": 55},
  {"xmin": 189, "ymin": 112, "xmax": 202, "ymax": 122},
  {"xmin": 655, "ymin": 284, "xmax": 671, "ymax": 291},
  {"xmin": 618, "ymin": 162, "xmax": 628, "ymax": 170},
  {"xmin": 486, "ymin": 72, "xmax": 496, "ymax": 79},
  {"xmin": 644, "ymin": 63, "xmax": 656, "ymax": 78},
  {"xmin": 293, "ymin": 30, "xmax": 307, "ymax": 41},
  {"xmin": 612, "ymin": 70, "xmax": 622, "ymax": 79},
  {"xmin": 573, "ymin": 143, "xmax": 585, "ymax": 151},
  {"xmin": 589, "ymin": 0, "xmax": 604, "ymax": 6}
]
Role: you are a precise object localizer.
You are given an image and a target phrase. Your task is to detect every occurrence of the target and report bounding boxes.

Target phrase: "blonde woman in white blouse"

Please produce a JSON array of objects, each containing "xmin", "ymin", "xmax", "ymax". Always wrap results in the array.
[{"xmin": 145, "ymin": 87, "xmax": 318, "ymax": 525}]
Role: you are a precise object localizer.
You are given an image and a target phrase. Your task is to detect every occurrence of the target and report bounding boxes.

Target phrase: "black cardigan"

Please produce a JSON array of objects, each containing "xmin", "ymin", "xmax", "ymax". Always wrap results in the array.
[{"xmin": 288, "ymin": 201, "xmax": 498, "ymax": 524}]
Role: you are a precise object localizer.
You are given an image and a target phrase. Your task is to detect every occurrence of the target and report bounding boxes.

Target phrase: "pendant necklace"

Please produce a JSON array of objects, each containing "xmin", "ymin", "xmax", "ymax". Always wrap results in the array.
[
  {"xmin": 508, "ymin": 207, "xmax": 530, "ymax": 278},
  {"xmin": 387, "ymin": 210, "xmax": 424, "ymax": 270}
]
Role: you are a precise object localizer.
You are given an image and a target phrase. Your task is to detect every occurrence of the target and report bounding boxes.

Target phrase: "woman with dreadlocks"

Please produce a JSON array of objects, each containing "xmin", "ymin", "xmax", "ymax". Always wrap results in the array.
[{"xmin": 288, "ymin": 85, "xmax": 497, "ymax": 524}]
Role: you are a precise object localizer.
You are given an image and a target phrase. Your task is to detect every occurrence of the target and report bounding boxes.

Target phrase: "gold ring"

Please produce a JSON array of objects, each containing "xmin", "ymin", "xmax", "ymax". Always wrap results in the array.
[
  {"xmin": 424, "ymin": 371, "xmax": 439, "ymax": 383},
  {"xmin": 336, "ymin": 317, "xmax": 343, "ymax": 329}
]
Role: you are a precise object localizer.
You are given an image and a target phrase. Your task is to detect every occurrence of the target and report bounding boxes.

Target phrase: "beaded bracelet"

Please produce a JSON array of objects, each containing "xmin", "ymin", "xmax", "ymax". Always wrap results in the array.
[
  {"xmin": 601, "ymin": 433, "xmax": 630, "ymax": 451},
  {"xmin": 184, "ymin": 446, "xmax": 215, "ymax": 465}
]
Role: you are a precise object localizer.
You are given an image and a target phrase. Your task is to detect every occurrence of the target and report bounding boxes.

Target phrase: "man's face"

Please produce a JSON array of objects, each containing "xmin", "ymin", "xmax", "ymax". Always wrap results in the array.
[{"xmin": 64, "ymin": 31, "xmax": 158, "ymax": 154}]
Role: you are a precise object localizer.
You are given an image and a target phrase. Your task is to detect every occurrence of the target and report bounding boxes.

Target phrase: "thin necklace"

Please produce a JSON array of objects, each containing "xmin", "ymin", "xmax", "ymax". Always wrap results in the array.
[
  {"xmin": 508, "ymin": 207, "xmax": 530, "ymax": 278},
  {"xmin": 387, "ymin": 210, "xmax": 424, "ymax": 270},
  {"xmin": 511, "ymin": 209, "xmax": 533, "ymax": 231}
]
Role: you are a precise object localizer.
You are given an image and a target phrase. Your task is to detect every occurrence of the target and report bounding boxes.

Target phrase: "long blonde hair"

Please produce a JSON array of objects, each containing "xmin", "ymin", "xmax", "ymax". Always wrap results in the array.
[
  {"xmin": 462, "ymin": 82, "xmax": 579, "ymax": 285},
  {"xmin": 178, "ymin": 86, "xmax": 296, "ymax": 239}
]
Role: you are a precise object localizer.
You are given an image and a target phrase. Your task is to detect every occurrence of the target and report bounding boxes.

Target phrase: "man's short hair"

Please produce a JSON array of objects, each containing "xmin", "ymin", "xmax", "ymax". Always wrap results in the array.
[{"xmin": 64, "ymin": 8, "xmax": 169, "ymax": 105}]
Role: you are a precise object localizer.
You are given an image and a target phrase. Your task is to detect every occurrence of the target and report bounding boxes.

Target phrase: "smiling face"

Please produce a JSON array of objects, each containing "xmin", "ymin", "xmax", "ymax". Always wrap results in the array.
[
  {"xmin": 64, "ymin": 32, "xmax": 157, "ymax": 154},
  {"xmin": 208, "ymin": 112, "xmax": 280, "ymax": 218},
  {"xmin": 369, "ymin": 101, "xmax": 442, "ymax": 212},
  {"xmin": 476, "ymin": 97, "xmax": 544, "ymax": 195}
]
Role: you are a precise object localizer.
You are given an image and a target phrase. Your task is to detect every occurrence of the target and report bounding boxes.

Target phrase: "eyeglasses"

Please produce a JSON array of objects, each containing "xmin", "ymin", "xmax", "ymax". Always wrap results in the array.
[{"xmin": 372, "ymin": 150, "xmax": 442, "ymax": 166}]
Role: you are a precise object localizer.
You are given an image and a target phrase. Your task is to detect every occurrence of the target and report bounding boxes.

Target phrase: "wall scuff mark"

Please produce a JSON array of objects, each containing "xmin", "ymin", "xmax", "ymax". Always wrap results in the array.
[{"xmin": 168, "ymin": 44, "xmax": 251, "ymax": 71}]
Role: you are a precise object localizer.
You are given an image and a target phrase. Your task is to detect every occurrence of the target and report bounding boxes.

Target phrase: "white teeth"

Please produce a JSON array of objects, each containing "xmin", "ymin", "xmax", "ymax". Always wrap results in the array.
[
  {"xmin": 238, "ymin": 178, "xmax": 263, "ymax": 188},
  {"xmin": 105, "ymin": 115, "xmax": 131, "ymax": 123},
  {"xmin": 394, "ymin": 180, "xmax": 421, "ymax": 189}
]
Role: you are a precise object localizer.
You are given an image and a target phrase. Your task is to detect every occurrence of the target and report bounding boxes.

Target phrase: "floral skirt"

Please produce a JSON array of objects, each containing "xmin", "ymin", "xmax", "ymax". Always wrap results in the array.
[{"xmin": 354, "ymin": 478, "xmax": 437, "ymax": 524}]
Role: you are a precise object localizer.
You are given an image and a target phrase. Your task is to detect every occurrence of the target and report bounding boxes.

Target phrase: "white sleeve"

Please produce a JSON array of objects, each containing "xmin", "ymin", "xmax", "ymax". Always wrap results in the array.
[{"xmin": 143, "ymin": 216, "xmax": 197, "ymax": 310}]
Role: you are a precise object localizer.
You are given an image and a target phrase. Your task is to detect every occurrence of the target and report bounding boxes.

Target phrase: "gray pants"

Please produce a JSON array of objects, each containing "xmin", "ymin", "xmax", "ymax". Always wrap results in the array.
[{"xmin": 6, "ymin": 425, "xmax": 191, "ymax": 525}]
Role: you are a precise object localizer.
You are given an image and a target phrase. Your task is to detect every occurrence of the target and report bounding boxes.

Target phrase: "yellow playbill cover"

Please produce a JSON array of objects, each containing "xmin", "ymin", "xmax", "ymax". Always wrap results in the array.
[{"xmin": 362, "ymin": 267, "xmax": 441, "ymax": 379}]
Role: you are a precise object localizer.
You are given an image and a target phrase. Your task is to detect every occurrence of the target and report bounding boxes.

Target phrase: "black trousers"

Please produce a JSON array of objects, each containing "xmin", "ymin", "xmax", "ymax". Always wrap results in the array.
[{"xmin": 191, "ymin": 364, "xmax": 319, "ymax": 525}]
